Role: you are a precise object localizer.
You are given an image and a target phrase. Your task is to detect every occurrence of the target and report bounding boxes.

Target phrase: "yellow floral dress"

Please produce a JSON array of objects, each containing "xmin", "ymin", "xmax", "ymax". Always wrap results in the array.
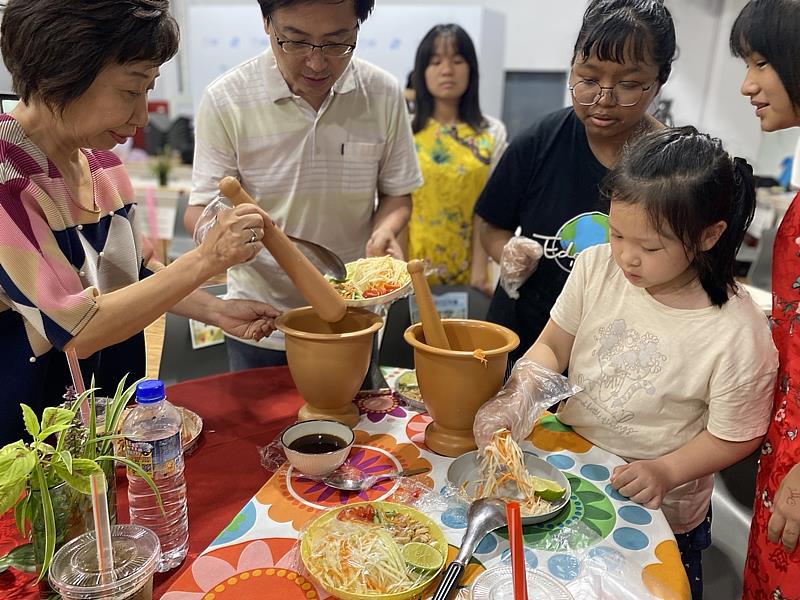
[{"xmin": 408, "ymin": 119, "xmax": 504, "ymax": 285}]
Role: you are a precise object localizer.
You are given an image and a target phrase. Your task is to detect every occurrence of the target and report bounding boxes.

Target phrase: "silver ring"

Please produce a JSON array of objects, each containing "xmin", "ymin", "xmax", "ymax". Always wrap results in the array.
[{"xmin": 248, "ymin": 228, "xmax": 257, "ymax": 244}]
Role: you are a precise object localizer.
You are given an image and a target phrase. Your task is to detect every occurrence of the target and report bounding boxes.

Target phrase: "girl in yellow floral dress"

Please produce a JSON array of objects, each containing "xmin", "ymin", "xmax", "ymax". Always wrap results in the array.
[{"xmin": 408, "ymin": 24, "xmax": 507, "ymax": 294}]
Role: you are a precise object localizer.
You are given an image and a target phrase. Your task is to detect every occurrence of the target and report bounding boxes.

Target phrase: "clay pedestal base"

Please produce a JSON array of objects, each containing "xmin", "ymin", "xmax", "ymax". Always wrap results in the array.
[
  {"xmin": 298, "ymin": 402, "xmax": 360, "ymax": 428},
  {"xmin": 425, "ymin": 421, "xmax": 478, "ymax": 457}
]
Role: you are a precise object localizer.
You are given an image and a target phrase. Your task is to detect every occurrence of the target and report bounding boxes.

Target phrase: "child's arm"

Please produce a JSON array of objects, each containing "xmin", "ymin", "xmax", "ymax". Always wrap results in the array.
[
  {"xmin": 473, "ymin": 319, "xmax": 574, "ymax": 448},
  {"xmin": 609, "ymin": 430, "xmax": 762, "ymax": 510},
  {"xmin": 519, "ymin": 319, "xmax": 574, "ymax": 374}
]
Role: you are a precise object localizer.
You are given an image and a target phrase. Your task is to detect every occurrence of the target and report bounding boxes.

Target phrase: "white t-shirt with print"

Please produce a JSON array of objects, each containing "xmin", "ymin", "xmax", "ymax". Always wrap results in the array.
[{"xmin": 552, "ymin": 244, "xmax": 777, "ymax": 533}]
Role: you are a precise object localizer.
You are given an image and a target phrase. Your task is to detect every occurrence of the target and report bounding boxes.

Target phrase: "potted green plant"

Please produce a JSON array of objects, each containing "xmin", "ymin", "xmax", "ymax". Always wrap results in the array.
[
  {"xmin": 151, "ymin": 144, "xmax": 173, "ymax": 187},
  {"xmin": 0, "ymin": 376, "xmax": 160, "ymax": 585}
]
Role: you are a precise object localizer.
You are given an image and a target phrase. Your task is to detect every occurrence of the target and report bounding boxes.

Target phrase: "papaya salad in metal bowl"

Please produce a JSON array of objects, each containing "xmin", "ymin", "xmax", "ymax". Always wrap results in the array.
[
  {"xmin": 300, "ymin": 501, "xmax": 447, "ymax": 600},
  {"xmin": 327, "ymin": 256, "xmax": 411, "ymax": 307}
]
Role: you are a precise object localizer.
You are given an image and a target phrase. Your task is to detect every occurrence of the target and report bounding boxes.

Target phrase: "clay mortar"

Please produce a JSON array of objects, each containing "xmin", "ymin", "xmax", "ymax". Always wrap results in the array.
[
  {"xmin": 276, "ymin": 307, "xmax": 383, "ymax": 427},
  {"xmin": 404, "ymin": 319, "xmax": 519, "ymax": 457}
]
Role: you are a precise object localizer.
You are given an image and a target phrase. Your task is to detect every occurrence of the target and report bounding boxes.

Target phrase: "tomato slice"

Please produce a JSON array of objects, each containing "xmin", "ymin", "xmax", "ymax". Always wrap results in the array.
[{"xmin": 337, "ymin": 505, "xmax": 375, "ymax": 523}]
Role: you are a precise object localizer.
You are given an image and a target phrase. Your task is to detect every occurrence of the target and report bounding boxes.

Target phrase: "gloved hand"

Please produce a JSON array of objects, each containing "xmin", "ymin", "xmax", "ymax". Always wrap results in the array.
[
  {"xmin": 194, "ymin": 195, "xmax": 272, "ymax": 268},
  {"xmin": 499, "ymin": 236, "xmax": 543, "ymax": 299},
  {"xmin": 192, "ymin": 195, "xmax": 230, "ymax": 246},
  {"xmin": 473, "ymin": 358, "xmax": 582, "ymax": 449}
]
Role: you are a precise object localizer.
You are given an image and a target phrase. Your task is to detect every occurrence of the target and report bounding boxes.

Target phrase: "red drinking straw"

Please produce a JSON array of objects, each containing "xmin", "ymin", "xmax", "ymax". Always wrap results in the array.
[{"xmin": 506, "ymin": 501, "xmax": 528, "ymax": 600}]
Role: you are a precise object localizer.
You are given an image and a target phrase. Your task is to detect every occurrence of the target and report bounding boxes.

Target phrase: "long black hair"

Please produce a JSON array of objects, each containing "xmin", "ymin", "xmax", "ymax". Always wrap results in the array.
[
  {"xmin": 730, "ymin": 0, "xmax": 800, "ymax": 110},
  {"xmin": 573, "ymin": 0, "xmax": 676, "ymax": 85},
  {"xmin": 601, "ymin": 127, "xmax": 756, "ymax": 307},
  {"xmin": 411, "ymin": 24, "xmax": 485, "ymax": 134}
]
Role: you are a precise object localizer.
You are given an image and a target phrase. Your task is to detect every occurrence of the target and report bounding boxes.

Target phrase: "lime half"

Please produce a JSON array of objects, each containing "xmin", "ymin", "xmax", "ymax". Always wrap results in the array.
[
  {"xmin": 533, "ymin": 476, "xmax": 566, "ymax": 502},
  {"xmin": 402, "ymin": 542, "xmax": 443, "ymax": 572}
]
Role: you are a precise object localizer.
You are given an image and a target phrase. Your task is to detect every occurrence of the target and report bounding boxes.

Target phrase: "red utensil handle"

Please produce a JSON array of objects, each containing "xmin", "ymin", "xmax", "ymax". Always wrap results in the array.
[{"xmin": 506, "ymin": 501, "xmax": 528, "ymax": 600}]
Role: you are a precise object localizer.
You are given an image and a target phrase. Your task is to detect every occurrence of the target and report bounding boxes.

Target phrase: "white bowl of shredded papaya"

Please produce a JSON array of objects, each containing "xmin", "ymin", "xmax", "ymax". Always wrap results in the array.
[{"xmin": 327, "ymin": 256, "xmax": 411, "ymax": 307}]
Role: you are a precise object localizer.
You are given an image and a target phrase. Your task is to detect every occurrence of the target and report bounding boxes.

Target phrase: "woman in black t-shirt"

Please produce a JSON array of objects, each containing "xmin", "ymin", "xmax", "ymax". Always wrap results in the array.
[{"xmin": 475, "ymin": 0, "xmax": 676, "ymax": 361}]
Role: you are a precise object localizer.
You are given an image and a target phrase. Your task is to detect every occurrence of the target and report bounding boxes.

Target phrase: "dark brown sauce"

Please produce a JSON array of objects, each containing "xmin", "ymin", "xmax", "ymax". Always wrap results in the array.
[{"xmin": 288, "ymin": 433, "xmax": 347, "ymax": 454}]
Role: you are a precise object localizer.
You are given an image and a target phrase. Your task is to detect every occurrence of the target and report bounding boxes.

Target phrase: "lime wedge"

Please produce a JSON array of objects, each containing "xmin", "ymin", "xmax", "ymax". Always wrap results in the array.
[
  {"xmin": 402, "ymin": 541, "xmax": 443, "ymax": 572},
  {"xmin": 532, "ymin": 476, "xmax": 566, "ymax": 502}
]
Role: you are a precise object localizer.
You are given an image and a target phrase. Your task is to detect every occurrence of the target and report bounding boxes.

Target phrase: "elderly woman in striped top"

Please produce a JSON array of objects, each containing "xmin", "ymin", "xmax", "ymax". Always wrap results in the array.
[{"xmin": 0, "ymin": 0, "xmax": 280, "ymax": 445}]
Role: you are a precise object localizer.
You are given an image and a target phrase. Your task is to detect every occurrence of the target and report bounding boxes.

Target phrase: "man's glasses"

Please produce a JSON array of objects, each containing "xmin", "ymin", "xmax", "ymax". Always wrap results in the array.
[
  {"xmin": 272, "ymin": 24, "xmax": 357, "ymax": 58},
  {"xmin": 569, "ymin": 80, "xmax": 655, "ymax": 107}
]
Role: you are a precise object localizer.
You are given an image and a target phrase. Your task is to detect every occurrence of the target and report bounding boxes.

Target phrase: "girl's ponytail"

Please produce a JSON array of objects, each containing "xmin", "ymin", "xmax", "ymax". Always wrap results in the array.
[{"xmin": 697, "ymin": 156, "xmax": 756, "ymax": 305}]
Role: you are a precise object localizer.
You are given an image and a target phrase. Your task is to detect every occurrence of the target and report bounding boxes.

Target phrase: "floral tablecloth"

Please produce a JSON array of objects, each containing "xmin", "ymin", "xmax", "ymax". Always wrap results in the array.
[{"xmin": 161, "ymin": 369, "xmax": 690, "ymax": 600}]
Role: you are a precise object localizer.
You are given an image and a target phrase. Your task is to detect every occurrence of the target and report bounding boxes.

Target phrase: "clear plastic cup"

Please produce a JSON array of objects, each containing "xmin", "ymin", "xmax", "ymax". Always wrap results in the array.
[{"xmin": 48, "ymin": 524, "xmax": 160, "ymax": 600}]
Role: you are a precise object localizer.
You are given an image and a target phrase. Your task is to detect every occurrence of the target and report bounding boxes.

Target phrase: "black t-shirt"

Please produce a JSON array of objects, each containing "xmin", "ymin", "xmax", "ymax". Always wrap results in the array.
[{"xmin": 475, "ymin": 107, "xmax": 609, "ymax": 359}]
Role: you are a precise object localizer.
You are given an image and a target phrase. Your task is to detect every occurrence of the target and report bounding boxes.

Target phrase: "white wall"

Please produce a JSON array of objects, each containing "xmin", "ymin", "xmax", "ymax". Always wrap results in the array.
[{"xmin": 12, "ymin": 0, "xmax": 771, "ymax": 173}]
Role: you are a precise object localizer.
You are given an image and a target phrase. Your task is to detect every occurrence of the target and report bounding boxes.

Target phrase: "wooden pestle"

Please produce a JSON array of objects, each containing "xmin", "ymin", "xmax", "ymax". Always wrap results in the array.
[
  {"xmin": 407, "ymin": 259, "xmax": 450, "ymax": 350},
  {"xmin": 218, "ymin": 177, "xmax": 347, "ymax": 323}
]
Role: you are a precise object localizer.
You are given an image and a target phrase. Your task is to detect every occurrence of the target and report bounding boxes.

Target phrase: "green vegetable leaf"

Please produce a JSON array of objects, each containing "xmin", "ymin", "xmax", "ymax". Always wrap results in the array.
[
  {"xmin": 38, "ymin": 422, "xmax": 74, "ymax": 440},
  {"xmin": 57, "ymin": 450, "xmax": 73, "ymax": 475},
  {"xmin": 20, "ymin": 404, "xmax": 40, "ymax": 438},
  {"xmin": 32, "ymin": 464, "xmax": 55, "ymax": 581},
  {"xmin": 0, "ymin": 442, "xmax": 35, "ymax": 488},
  {"xmin": 0, "ymin": 480, "xmax": 25, "ymax": 515},
  {"xmin": 13, "ymin": 494, "xmax": 30, "ymax": 536},
  {"xmin": 97, "ymin": 455, "xmax": 164, "ymax": 513},
  {"xmin": 70, "ymin": 459, "xmax": 103, "ymax": 477},
  {"xmin": 52, "ymin": 463, "xmax": 92, "ymax": 495},
  {"xmin": 0, "ymin": 543, "xmax": 36, "ymax": 574},
  {"xmin": 41, "ymin": 407, "xmax": 75, "ymax": 432}
]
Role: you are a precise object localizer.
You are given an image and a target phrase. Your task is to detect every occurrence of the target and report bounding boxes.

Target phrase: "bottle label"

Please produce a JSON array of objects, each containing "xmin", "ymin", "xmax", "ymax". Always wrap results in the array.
[{"xmin": 124, "ymin": 432, "xmax": 183, "ymax": 478}]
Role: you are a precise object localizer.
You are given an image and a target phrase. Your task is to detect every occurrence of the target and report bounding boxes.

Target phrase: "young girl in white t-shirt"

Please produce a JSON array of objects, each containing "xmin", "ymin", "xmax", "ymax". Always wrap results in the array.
[{"xmin": 473, "ymin": 126, "xmax": 777, "ymax": 598}]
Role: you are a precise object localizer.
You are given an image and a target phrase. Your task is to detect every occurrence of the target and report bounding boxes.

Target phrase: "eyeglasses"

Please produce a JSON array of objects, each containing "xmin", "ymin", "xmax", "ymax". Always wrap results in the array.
[
  {"xmin": 569, "ymin": 80, "xmax": 655, "ymax": 107},
  {"xmin": 272, "ymin": 25, "xmax": 357, "ymax": 58}
]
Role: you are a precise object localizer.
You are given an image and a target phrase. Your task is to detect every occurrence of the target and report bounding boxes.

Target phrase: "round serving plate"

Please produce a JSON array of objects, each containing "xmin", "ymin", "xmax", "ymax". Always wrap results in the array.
[
  {"xmin": 447, "ymin": 450, "xmax": 571, "ymax": 525},
  {"xmin": 395, "ymin": 370, "xmax": 425, "ymax": 411},
  {"xmin": 117, "ymin": 406, "xmax": 203, "ymax": 454}
]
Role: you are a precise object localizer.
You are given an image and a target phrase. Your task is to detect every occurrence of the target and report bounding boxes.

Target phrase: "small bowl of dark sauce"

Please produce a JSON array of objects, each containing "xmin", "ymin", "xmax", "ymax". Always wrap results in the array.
[{"xmin": 280, "ymin": 419, "xmax": 355, "ymax": 478}]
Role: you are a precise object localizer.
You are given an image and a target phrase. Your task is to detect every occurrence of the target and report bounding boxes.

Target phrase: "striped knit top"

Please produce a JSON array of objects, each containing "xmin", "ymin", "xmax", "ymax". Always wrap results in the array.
[{"xmin": 0, "ymin": 113, "xmax": 155, "ymax": 441}]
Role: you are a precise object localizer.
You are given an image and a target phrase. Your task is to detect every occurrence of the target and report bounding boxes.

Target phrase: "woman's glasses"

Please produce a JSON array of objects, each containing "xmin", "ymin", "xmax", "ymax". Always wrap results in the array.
[{"xmin": 569, "ymin": 80, "xmax": 655, "ymax": 107}]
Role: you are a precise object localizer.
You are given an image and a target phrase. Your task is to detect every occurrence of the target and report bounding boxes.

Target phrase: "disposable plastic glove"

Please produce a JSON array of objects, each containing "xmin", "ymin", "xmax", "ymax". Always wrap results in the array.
[
  {"xmin": 499, "ymin": 236, "xmax": 543, "ymax": 299},
  {"xmin": 192, "ymin": 195, "xmax": 230, "ymax": 246},
  {"xmin": 473, "ymin": 358, "xmax": 581, "ymax": 449},
  {"xmin": 194, "ymin": 195, "xmax": 271, "ymax": 268}
]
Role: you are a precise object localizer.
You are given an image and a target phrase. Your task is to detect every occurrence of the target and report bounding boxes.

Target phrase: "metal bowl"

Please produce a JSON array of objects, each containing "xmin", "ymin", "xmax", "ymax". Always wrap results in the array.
[{"xmin": 447, "ymin": 450, "xmax": 571, "ymax": 525}]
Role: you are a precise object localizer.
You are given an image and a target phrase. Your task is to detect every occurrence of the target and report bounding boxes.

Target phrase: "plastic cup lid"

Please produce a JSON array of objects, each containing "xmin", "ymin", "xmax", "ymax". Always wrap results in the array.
[
  {"xmin": 470, "ymin": 566, "xmax": 574, "ymax": 600},
  {"xmin": 48, "ymin": 524, "xmax": 160, "ymax": 597}
]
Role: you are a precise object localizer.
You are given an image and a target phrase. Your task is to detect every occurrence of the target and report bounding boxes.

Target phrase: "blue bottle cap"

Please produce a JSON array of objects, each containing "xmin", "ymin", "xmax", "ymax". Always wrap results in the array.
[{"xmin": 136, "ymin": 380, "xmax": 165, "ymax": 404}]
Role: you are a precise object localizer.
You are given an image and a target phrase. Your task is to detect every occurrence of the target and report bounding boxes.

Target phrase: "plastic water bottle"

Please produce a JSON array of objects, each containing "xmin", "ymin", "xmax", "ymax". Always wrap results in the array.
[{"xmin": 123, "ymin": 380, "xmax": 189, "ymax": 572}]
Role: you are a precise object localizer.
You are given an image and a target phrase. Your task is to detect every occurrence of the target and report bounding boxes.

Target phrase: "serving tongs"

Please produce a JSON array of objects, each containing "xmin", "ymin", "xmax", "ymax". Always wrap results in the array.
[{"xmin": 432, "ymin": 498, "xmax": 508, "ymax": 600}]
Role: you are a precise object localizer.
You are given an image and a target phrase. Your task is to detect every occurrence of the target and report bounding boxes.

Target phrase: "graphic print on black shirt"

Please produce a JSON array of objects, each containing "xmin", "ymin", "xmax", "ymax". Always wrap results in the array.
[{"xmin": 475, "ymin": 108, "xmax": 609, "ymax": 357}]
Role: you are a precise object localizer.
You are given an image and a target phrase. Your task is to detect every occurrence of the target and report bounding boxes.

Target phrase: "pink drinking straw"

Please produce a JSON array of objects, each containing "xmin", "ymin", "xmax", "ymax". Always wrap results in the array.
[
  {"xmin": 89, "ymin": 472, "xmax": 116, "ymax": 584},
  {"xmin": 65, "ymin": 347, "xmax": 90, "ymax": 426},
  {"xmin": 64, "ymin": 348, "xmax": 116, "ymax": 581}
]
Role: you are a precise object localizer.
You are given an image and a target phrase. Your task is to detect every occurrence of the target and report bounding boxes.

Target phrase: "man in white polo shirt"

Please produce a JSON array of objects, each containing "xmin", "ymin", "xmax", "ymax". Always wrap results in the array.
[{"xmin": 185, "ymin": 0, "xmax": 422, "ymax": 369}]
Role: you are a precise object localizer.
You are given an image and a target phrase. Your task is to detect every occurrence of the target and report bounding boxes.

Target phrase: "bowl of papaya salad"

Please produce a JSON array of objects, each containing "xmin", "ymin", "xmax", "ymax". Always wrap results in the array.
[
  {"xmin": 327, "ymin": 256, "xmax": 411, "ymax": 307},
  {"xmin": 300, "ymin": 501, "xmax": 447, "ymax": 600}
]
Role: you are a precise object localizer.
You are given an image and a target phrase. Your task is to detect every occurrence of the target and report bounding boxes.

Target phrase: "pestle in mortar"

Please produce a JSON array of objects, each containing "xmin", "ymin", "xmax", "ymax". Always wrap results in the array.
[
  {"xmin": 407, "ymin": 259, "xmax": 450, "ymax": 350},
  {"xmin": 218, "ymin": 177, "xmax": 347, "ymax": 323}
]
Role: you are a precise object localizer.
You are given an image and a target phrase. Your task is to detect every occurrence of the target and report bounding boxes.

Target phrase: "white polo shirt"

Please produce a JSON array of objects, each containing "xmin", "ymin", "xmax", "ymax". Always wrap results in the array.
[{"xmin": 191, "ymin": 48, "xmax": 423, "ymax": 349}]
